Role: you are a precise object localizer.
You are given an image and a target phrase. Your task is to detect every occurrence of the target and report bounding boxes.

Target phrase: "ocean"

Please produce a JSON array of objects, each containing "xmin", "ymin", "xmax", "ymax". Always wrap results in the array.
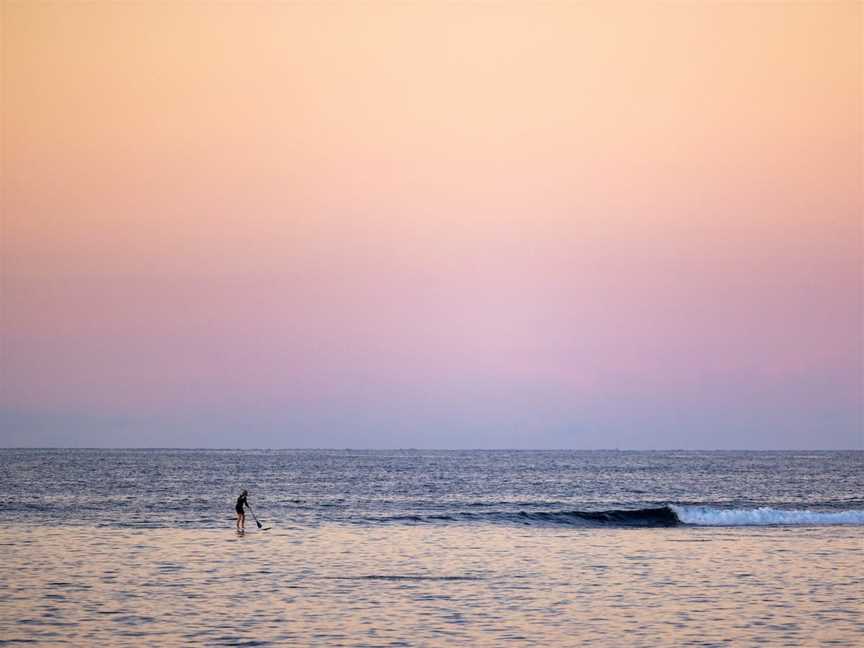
[{"xmin": 1, "ymin": 449, "xmax": 862, "ymax": 645}]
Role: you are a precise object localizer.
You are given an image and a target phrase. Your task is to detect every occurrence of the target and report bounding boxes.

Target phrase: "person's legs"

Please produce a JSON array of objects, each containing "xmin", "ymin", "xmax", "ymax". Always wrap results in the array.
[{"xmin": 239, "ymin": 511, "xmax": 245, "ymax": 530}]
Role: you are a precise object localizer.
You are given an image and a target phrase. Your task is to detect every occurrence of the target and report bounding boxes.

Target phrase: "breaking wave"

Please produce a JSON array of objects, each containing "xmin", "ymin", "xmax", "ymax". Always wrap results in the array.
[
  {"xmin": 365, "ymin": 505, "xmax": 864, "ymax": 528},
  {"xmin": 670, "ymin": 505, "xmax": 864, "ymax": 527}
]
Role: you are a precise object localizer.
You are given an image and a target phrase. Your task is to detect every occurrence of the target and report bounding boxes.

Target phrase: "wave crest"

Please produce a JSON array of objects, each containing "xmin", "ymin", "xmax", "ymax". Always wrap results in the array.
[{"xmin": 671, "ymin": 505, "xmax": 864, "ymax": 526}]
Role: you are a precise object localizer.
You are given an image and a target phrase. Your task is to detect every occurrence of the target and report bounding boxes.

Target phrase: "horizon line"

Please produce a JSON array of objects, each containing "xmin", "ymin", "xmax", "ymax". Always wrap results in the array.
[{"xmin": 1, "ymin": 447, "xmax": 861, "ymax": 452}]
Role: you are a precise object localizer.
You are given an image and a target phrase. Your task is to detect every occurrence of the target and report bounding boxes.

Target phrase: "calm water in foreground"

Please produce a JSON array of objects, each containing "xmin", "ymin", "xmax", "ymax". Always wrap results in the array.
[{"xmin": 1, "ymin": 450, "xmax": 862, "ymax": 645}]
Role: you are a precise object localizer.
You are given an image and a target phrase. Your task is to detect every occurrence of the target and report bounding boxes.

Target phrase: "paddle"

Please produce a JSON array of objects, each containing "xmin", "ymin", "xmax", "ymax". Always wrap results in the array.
[{"xmin": 247, "ymin": 504, "xmax": 264, "ymax": 529}]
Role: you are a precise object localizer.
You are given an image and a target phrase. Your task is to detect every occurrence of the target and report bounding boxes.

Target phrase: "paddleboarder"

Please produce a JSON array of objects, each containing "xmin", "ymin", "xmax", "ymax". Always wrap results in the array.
[{"xmin": 236, "ymin": 489, "xmax": 249, "ymax": 532}]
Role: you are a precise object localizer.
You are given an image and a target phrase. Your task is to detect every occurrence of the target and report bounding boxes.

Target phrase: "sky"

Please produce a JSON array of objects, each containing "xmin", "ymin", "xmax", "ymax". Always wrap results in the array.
[{"xmin": 1, "ymin": 1, "xmax": 861, "ymax": 449}]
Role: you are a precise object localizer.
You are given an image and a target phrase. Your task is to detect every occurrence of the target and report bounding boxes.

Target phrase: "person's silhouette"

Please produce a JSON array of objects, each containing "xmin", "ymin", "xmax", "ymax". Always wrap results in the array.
[{"xmin": 235, "ymin": 490, "xmax": 249, "ymax": 532}]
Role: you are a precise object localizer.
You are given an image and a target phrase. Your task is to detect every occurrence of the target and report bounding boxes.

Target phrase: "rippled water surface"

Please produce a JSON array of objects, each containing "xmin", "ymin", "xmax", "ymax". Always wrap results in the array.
[
  {"xmin": 2, "ymin": 525, "xmax": 862, "ymax": 646},
  {"xmin": 2, "ymin": 449, "xmax": 862, "ymax": 528},
  {"xmin": 1, "ymin": 450, "xmax": 862, "ymax": 645}
]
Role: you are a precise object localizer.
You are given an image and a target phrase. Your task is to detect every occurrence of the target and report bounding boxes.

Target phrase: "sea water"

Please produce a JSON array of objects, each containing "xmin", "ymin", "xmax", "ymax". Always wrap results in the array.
[{"xmin": 1, "ymin": 450, "xmax": 862, "ymax": 645}]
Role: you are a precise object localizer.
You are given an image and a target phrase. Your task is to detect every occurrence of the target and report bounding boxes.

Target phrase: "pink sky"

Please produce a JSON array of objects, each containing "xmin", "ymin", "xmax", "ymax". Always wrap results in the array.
[{"xmin": 1, "ymin": 1, "xmax": 861, "ymax": 448}]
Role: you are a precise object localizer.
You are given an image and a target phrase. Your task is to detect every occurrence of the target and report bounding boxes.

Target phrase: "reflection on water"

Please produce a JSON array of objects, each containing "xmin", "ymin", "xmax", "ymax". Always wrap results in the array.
[{"xmin": 1, "ymin": 524, "xmax": 861, "ymax": 646}]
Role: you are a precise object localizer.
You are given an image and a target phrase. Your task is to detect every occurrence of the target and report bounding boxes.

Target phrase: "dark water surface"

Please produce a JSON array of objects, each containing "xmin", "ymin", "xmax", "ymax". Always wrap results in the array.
[{"xmin": 1, "ymin": 449, "xmax": 862, "ymax": 528}]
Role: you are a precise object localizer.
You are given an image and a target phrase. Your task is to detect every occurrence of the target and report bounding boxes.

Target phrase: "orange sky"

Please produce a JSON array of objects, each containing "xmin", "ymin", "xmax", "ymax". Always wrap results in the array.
[{"xmin": 1, "ymin": 1, "xmax": 861, "ymax": 448}]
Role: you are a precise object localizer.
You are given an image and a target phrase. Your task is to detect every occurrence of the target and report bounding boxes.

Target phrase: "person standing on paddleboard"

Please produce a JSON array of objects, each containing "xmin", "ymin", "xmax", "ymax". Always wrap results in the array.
[{"xmin": 236, "ymin": 490, "xmax": 249, "ymax": 532}]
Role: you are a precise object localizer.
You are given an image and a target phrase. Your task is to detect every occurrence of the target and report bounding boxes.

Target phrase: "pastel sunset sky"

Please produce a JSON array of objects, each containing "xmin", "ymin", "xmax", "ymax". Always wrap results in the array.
[{"xmin": 1, "ymin": 1, "xmax": 861, "ymax": 448}]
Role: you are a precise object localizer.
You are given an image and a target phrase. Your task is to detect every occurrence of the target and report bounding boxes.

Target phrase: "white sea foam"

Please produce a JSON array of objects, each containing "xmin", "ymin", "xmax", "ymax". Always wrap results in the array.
[{"xmin": 671, "ymin": 505, "xmax": 864, "ymax": 526}]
